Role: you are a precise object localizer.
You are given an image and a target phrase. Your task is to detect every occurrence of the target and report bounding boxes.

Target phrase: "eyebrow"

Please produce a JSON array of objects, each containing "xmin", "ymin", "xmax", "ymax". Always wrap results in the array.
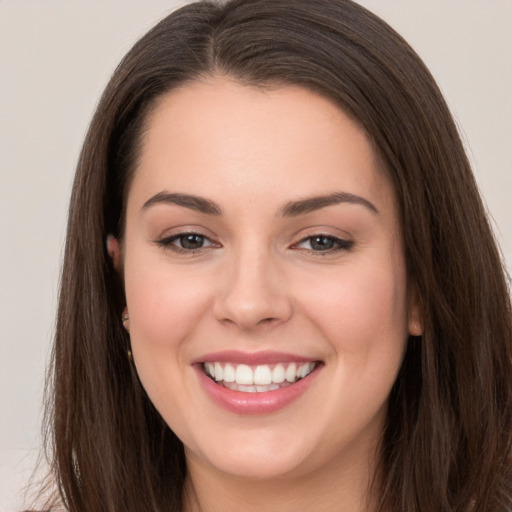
[
  {"xmin": 142, "ymin": 192, "xmax": 222, "ymax": 215},
  {"xmin": 279, "ymin": 192, "xmax": 379, "ymax": 216},
  {"xmin": 141, "ymin": 190, "xmax": 378, "ymax": 216}
]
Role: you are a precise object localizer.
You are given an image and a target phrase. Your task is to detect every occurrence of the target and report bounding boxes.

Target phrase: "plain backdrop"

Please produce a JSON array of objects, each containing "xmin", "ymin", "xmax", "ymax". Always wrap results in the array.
[{"xmin": 1, "ymin": 1, "xmax": 511, "ymax": 509}]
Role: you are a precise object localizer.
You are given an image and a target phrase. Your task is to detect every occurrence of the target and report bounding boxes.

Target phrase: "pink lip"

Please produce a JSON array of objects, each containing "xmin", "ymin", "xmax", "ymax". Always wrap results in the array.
[
  {"xmin": 193, "ymin": 359, "xmax": 322, "ymax": 415},
  {"xmin": 192, "ymin": 350, "xmax": 316, "ymax": 366}
]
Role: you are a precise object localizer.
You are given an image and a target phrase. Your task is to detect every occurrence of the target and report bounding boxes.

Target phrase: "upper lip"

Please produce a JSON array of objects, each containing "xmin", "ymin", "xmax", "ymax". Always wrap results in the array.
[{"xmin": 191, "ymin": 350, "xmax": 320, "ymax": 366}]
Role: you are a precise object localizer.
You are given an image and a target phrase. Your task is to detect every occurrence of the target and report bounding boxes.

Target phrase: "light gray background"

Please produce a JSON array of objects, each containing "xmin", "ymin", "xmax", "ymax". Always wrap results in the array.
[{"xmin": 1, "ymin": 1, "xmax": 511, "ymax": 509}]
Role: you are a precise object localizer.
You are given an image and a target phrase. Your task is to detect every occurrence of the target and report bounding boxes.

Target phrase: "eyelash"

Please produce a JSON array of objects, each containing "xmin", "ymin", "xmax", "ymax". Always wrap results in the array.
[{"xmin": 155, "ymin": 232, "xmax": 353, "ymax": 256}]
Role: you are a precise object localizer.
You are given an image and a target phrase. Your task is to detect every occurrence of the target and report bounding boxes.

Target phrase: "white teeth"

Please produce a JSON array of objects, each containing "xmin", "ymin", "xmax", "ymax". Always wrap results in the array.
[
  {"xmin": 272, "ymin": 364, "xmax": 286, "ymax": 383},
  {"xmin": 297, "ymin": 362, "xmax": 315, "ymax": 379},
  {"xmin": 223, "ymin": 363, "xmax": 235, "ymax": 383},
  {"xmin": 214, "ymin": 362, "xmax": 223, "ymax": 381},
  {"xmin": 285, "ymin": 363, "xmax": 297, "ymax": 382},
  {"xmin": 205, "ymin": 362, "xmax": 215, "ymax": 378},
  {"xmin": 235, "ymin": 364, "xmax": 253, "ymax": 385},
  {"xmin": 224, "ymin": 382, "xmax": 284, "ymax": 392},
  {"xmin": 257, "ymin": 384, "xmax": 280, "ymax": 392},
  {"xmin": 253, "ymin": 365, "xmax": 272, "ymax": 385},
  {"xmin": 203, "ymin": 361, "xmax": 317, "ymax": 390}
]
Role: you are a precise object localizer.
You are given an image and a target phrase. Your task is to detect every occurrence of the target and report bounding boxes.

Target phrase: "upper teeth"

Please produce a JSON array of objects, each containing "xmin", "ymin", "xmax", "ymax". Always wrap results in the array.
[{"xmin": 203, "ymin": 362, "xmax": 316, "ymax": 385}]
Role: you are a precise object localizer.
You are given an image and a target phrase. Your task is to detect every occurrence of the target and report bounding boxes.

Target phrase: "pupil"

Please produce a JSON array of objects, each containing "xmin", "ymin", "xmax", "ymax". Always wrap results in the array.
[
  {"xmin": 181, "ymin": 234, "xmax": 203, "ymax": 249},
  {"xmin": 311, "ymin": 236, "xmax": 334, "ymax": 251}
]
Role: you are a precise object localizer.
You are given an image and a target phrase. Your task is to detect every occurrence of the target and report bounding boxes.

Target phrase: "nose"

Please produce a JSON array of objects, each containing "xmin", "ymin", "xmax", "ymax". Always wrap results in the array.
[{"xmin": 213, "ymin": 247, "xmax": 293, "ymax": 331}]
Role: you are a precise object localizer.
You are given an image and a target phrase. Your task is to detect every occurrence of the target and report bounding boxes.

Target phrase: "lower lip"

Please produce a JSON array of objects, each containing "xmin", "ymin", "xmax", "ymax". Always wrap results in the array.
[{"xmin": 194, "ymin": 364, "xmax": 321, "ymax": 415}]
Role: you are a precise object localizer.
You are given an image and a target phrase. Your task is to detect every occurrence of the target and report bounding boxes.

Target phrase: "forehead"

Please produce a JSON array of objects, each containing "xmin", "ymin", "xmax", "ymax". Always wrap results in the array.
[{"xmin": 129, "ymin": 77, "xmax": 394, "ymax": 216}]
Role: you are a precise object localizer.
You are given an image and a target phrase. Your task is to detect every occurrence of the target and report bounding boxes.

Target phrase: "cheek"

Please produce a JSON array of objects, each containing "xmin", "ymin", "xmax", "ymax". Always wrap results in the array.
[
  {"xmin": 302, "ymin": 255, "xmax": 409, "ymax": 427},
  {"xmin": 123, "ymin": 254, "xmax": 213, "ymax": 366},
  {"xmin": 316, "ymin": 270, "xmax": 405, "ymax": 334},
  {"xmin": 299, "ymin": 252, "xmax": 409, "ymax": 371},
  {"xmin": 123, "ymin": 256, "xmax": 214, "ymax": 431}
]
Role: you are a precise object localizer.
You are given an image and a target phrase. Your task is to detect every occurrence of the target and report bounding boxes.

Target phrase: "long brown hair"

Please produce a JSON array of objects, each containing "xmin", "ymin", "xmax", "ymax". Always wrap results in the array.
[{"xmin": 40, "ymin": 1, "xmax": 512, "ymax": 510}]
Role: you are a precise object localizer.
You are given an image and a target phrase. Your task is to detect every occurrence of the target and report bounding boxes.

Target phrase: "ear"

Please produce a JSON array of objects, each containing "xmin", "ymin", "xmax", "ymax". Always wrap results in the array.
[
  {"xmin": 106, "ymin": 234, "xmax": 123, "ymax": 273},
  {"xmin": 407, "ymin": 283, "xmax": 423, "ymax": 336}
]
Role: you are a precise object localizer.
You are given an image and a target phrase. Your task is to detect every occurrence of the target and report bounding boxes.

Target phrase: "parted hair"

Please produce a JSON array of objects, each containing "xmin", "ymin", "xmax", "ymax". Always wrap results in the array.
[{"xmin": 39, "ymin": 1, "xmax": 512, "ymax": 511}]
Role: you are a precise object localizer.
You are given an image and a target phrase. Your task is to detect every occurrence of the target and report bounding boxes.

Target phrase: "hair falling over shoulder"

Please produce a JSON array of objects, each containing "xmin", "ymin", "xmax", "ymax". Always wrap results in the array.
[{"xmin": 35, "ymin": 1, "xmax": 512, "ymax": 511}]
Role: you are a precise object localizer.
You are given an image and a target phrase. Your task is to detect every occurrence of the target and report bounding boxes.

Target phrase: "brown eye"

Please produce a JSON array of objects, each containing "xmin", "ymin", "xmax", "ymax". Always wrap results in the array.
[
  {"xmin": 177, "ymin": 234, "xmax": 206, "ymax": 249},
  {"xmin": 156, "ymin": 232, "xmax": 218, "ymax": 253},
  {"xmin": 309, "ymin": 235, "xmax": 336, "ymax": 251},
  {"xmin": 295, "ymin": 234, "xmax": 353, "ymax": 253}
]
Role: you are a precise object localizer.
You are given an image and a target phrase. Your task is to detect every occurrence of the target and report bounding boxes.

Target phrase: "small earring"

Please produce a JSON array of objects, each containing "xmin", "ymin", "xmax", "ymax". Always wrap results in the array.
[
  {"xmin": 122, "ymin": 308, "xmax": 129, "ymax": 330},
  {"xmin": 127, "ymin": 349, "xmax": 133, "ymax": 361}
]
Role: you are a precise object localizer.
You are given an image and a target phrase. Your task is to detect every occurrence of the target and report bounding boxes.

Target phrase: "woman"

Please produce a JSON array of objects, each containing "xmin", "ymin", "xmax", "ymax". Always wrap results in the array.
[{"xmin": 37, "ymin": 0, "xmax": 512, "ymax": 510}]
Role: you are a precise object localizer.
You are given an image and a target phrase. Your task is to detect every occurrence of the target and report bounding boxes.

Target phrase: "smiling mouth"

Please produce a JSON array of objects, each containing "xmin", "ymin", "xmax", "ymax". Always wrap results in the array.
[{"xmin": 202, "ymin": 361, "xmax": 319, "ymax": 393}]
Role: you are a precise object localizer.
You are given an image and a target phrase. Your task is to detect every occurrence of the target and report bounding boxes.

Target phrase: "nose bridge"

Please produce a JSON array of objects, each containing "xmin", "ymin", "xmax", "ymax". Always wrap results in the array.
[{"xmin": 213, "ymin": 240, "xmax": 292, "ymax": 329}]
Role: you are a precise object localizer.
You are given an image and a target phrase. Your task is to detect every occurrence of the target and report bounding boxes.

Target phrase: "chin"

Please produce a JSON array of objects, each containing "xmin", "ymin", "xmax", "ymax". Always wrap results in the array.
[
  {"xmin": 204, "ymin": 451, "xmax": 310, "ymax": 481},
  {"xmin": 184, "ymin": 428, "xmax": 318, "ymax": 481}
]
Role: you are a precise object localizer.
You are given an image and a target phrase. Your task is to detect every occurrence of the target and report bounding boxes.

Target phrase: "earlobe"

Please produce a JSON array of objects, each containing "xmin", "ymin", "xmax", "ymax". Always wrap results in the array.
[
  {"xmin": 106, "ymin": 234, "xmax": 122, "ymax": 272},
  {"xmin": 122, "ymin": 307, "xmax": 130, "ymax": 332},
  {"xmin": 407, "ymin": 285, "xmax": 423, "ymax": 336},
  {"xmin": 108, "ymin": 236, "xmax": 129, "ymax": 332}
]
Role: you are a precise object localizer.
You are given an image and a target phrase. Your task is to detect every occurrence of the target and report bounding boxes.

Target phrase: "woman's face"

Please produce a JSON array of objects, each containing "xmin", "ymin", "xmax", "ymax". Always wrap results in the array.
[{"xmin": 121, "ymin": 77, "xmax": 421, "ymax": 482}]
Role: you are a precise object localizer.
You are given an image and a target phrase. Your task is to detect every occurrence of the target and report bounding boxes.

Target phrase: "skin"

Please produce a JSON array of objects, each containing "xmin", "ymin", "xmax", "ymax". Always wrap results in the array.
[{"xmin": 113, "ymin": 77, "xmax": 422, "ymax": 512}]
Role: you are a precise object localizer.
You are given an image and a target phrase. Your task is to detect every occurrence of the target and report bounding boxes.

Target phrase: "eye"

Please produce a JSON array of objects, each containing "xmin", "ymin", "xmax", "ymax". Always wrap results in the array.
[
  {"xmin": 294, "ymin": 234, "xmax": 353, "ymax": 253},
  {"xmin": 174, "ymin": 233, "xmax": 209, "ymax": 250},
  {"xmin": 156, "ymin": 232, "xmax": 219, "ymax": 253}
]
